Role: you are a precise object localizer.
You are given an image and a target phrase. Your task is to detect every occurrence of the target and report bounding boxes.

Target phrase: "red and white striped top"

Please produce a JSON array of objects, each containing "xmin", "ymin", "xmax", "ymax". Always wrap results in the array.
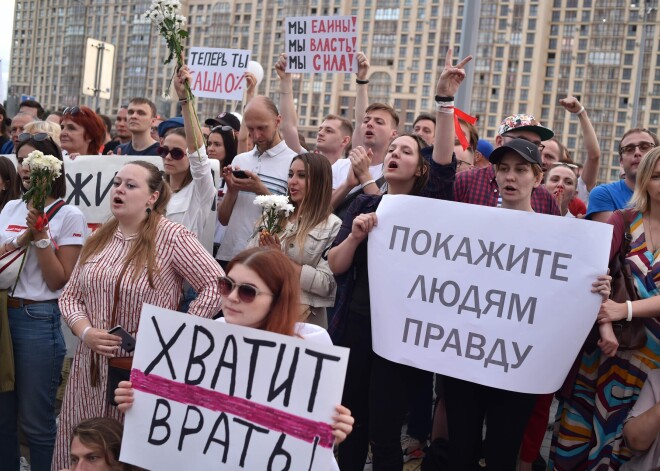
[{"xmin": 52, "ymin": 216, "xmax": 224, "ymax": 471}]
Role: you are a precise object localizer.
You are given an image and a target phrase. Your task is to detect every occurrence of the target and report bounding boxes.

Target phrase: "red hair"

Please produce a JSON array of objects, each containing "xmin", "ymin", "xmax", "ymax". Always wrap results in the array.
[
  {"xmin": 227, "ymin": 247, "xmax": 299, "ymax": 336},
  {"xmin": 62, "ymin": 105, "xmax": 107, "ymax": 154}
]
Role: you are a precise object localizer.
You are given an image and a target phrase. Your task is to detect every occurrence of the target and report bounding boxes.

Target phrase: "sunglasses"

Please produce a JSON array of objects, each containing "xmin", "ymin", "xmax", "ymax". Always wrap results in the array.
[
  {"xmin": 619, "ymin": 142, "xmax": 655, "ymax": 155},
  {"xmin": 18, "ymin": 132, "xmax": 50, "ymax": 143},
  {"xmin": 157, "ymin": 145, "xmax": 186, "ymax": 160},
  {"xmin": 552, "ymin": 162, "xmax": 579, "ymax": 169},
  {"xmin": 211, "ymin": 125, "xmax": 234, "ymax": 134},
  {"xmin": 218, "ymin": 276, "xmax": 273, "ymax": 303},
  {"xmin": 63, "ymin": 106, "xmax": 81, "ymax": 116}
]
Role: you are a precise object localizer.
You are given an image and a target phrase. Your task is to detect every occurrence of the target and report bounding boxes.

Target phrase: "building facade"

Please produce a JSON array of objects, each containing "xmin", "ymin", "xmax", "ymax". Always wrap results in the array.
[{"xmin": 8, "ymin": 0, "xmax": 660, "ymax": 182}]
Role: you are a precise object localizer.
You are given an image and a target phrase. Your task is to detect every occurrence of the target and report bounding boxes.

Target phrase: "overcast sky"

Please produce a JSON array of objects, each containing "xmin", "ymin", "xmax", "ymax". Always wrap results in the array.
[{"xmin": 0, "ymin": 0, "xmax": 15, "ymax": 103}]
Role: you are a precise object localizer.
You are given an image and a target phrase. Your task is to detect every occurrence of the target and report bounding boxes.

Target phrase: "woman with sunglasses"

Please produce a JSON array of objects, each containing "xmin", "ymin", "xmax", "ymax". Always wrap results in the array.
[
  {"xmin": 23, "ymin": 120, "xmax": 62, "ymax": 146},
  {"xmin": 114, "ymin": 247, "xmax": 354, "ymax": 468},
  {"xmin": 160, "ymin": 66, "xmax": 216, "ymax": 256},
  {"xmin": 248, "ymin": 152, "xmax": 340, "ymax": 328},
  {"xmin": 329, "ymin": 51, "xmax": 466, "ymax": 471},
  {"xmin": 207, "ymin": 123, "xmax": 237, "ymax": 256},
  {"xmin": 51, "ymin": 159, "xmax": 223, "ymax": 470},
  {"xmin": 0, "ymin": 135, "xmax": 88, "ymax": 471},
  {"xmin": 60, "ymin": 106, "xmax": 106, "ymax": 156}
]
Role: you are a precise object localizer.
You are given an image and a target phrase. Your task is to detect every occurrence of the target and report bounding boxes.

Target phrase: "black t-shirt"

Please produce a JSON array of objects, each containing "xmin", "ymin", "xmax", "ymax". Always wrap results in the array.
[{"xmin": 116, "ymin": 141, "xmax": 160, "ymax": 156}]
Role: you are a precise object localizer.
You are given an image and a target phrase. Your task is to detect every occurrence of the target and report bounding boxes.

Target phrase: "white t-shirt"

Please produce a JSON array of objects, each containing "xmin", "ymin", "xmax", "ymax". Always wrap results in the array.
[
  {"xmin": 331, "ymin": 158, "xmax": 384, "ymax": 193},
  {"xmin": 166, "ymin": 146, "xmax": 216, "ymax": 254},
  {"xmin": 577, "ymin": 175, "xmax": 589, "ymax": 205},
  {"xmin": 0, "ymin": 199, "xmax": 88, "ymax": 300},
  {"xmin": 216, "ymin": 141, "xmax": 297, "ymax": 262}
]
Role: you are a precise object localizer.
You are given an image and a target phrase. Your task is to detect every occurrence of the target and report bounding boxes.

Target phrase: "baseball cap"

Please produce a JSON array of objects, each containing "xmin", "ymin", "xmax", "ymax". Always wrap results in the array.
[
  {"xmin": 157, "ymin": 117, "xmax": 184, "ymax": 138},
  {"xmin": 497, "ymin": 114, "xmax": 554, "ymax": 141},
  {"xmin": 489, "ymin": 138, "xmax": 542, "ymax": 166},
  {"xmin": 205, "ymin": 112, "xmax": 240, "ymax": 132},
  {"xmin": 476, "ymin": 139, "xmax": 494, "ymax": 159}
]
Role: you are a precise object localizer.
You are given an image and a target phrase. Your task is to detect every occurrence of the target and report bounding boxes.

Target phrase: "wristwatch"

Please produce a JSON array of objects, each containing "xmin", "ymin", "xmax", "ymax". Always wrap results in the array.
[{"xmin": 31, "ymin": 238, "xmax": 51, "ymax": 249}]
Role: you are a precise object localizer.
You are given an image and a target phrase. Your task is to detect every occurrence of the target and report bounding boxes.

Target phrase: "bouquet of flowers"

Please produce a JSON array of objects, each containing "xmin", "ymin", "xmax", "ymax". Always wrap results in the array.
[
  {"xmin": 253, "ymin": 195, "xmax": 295, "ymax": 236},
  {"xmin": 144, "ymin": 0, "xmax": 202, "ymax": 152},
  {"xmin": 22, "ymin": 150, "xmax": 63, "ymax": 231}
]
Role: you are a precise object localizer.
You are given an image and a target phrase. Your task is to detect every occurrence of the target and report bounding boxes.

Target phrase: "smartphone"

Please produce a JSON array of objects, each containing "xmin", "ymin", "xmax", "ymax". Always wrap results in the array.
[
  {"xmin": 232, "ymin": 170, "xmax": 249, "ymax": 179},
  {"xmin": 108, "ymin": 325, "xmax": 136, "ymax": 353}
]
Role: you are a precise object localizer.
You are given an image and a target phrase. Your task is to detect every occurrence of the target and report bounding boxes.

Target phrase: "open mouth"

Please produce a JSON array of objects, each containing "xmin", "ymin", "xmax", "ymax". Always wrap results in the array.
[
  {"xmin": 503, "ymin": 185, "xmax": 516, "ymax": 192},
  {"xmin": 388, "ymin": 161, "xmax": 398, "ymax": 169},
  {"xmin": 365, "ymin": 130, "xmax": 374, "ymax": 137},
  {"xmin": 112, "ymin": 196, "xmax": 124, "ymax": 205}
]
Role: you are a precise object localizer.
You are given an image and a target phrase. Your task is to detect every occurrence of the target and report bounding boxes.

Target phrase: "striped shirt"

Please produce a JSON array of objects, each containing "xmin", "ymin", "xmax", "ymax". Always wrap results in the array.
[
  {"xmin": 216, "ymin": 140, "xmax": 297, "ymax": 261},
  {"xmin": 53, "ymin": 217, "xmax": 224, "ymax": 470}
]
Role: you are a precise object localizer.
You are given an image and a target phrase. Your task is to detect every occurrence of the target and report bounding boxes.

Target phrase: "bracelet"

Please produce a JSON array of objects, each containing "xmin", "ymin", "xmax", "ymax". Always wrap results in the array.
[
  {"xmin": 361, "ymin": 179, "xmax": 376, "ymax": 189},
  {"xmin": 81, "ymin": 325, "xmax": 92, "ymax": 343},
  {"xmin": 626, "ymin": 300, "xmax": 633, "ymax": 322},
  {"xmin": 356, "ymin": 79, "xmax": 369, "ymax": 85},
  {"xmin": 178, "ymin": 97, "xmax": 189, "ymax": 104},
  {"xmin": 435, "ymin": 95, "xmax": 454, "ymax": 102},
  {"xmin": 436, "ymin": 101, "xmax": 455, "ymax": 113},
  {"xmin": 576, "ymin": 106, "xmax": 586, "ymax": 116}
]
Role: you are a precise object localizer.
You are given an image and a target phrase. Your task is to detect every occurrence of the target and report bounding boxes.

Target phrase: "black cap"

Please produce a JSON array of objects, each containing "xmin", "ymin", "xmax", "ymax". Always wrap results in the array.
[
  {"xmin": 489, "ymin": 138, "xmax": 542, "ymax": 166},
  {"xmin": 205, "ymin": 112, "xmax": 240, "ymax": 132}
]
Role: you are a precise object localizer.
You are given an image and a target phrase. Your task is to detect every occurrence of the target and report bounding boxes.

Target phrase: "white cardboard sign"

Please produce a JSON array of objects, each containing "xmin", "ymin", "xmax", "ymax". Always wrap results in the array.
[
  {"xmin": 187, "ymin": 47, "xmax": 251, "ymax": 100},
  {"xmin": 368, "ymin": 195, "xmax": 613, "ymax": 394},
  {"xmin": 285, "ymin": 16, "xmax": 358, "ymax": 73},
  {"xmin": 120, "ymin": 304, "xmax": 349, "ymax": 470}
]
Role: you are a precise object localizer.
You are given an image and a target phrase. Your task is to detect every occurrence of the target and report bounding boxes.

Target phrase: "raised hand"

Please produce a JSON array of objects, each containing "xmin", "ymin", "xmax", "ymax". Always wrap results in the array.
[
  {"xmin": 436, "ymin": 49, "xmax": 472, "ymax": 97},
  {"xmin": 559, "ymin": 96, "xmax": 583, "ymax": 114}
]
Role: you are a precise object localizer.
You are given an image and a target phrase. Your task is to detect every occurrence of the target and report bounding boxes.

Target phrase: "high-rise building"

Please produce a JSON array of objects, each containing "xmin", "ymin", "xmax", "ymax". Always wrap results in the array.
[{"xmin": 8, "ymin": 0, "xmax": 659, "ymax": 183}]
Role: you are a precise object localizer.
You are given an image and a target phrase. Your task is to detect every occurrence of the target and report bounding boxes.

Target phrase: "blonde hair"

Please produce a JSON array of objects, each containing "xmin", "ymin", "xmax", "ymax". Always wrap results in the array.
[
  {"xmin": 24, "ymin": 121, "xmax": 62, "ymax": 146},
  {"xmin": 630, "ymin": 147, "xmax": 660, "ymax": 213},
  {"xmin": 79, "ymin": 161, "xmax": 172, "ymax": 288}
]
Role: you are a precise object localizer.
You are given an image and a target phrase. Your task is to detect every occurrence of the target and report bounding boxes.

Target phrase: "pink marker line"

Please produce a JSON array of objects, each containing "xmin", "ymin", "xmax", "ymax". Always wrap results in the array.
[{"xmin": 131, "ymin": 369, "xmax": 335, "ymax": 448}]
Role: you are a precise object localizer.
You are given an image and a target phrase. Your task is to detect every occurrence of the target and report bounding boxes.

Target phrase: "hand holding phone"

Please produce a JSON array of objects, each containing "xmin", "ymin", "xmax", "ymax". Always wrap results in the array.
[
  {"xmin": 108, "ymin": 325, "xmax": 136, "ymax": 353},
  {"xmin": 232, "ymin": 170, "xmax": 249, "ymax": 179}
]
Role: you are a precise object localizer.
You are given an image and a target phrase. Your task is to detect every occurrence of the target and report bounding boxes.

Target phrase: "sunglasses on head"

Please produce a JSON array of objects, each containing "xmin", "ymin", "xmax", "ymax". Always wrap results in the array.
[
  {"xmin": 63, "ymin": 106, "xmax": 81, "ymax": 116},
  {"xmin": 211, "ymin": 125, "xmax": 234, "ymax": 134},
  {"xmin": 157, "ymin": 145, "xmax": 186, "ymax": 160},
  {"xmin": 18, "ymin": 132, "xmax": 50, "ymax": 143},
  {"xmin": 218, "ymin": 276, "xmax": 273, "ymax": 303}
]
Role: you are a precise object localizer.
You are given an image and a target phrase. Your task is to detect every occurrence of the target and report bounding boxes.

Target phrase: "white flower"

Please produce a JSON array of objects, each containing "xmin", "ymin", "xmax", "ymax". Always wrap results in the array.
[
  {"xmin": 254, "ymin": 194, "xmax": 290, "ymax": 210},
  {"xmin": 23, "ymin": 151, "xmax": 63, "ymax": 178}
]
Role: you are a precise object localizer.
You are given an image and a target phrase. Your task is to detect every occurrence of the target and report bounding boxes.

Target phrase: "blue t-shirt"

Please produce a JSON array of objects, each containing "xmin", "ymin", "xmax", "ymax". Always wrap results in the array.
[
  {"xmin": 586, "ymin": 179, "xmax": 633, "ymax": 219},
  {"xmin": 116, "ymin": 141, "xmax": 160, "ymax": 156}
]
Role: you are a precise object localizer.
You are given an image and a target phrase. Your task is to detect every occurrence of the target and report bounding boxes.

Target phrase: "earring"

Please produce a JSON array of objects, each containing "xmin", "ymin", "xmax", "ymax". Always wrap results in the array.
[{"xmin": 146, "ymin": 207, "xmax": 152, "ymax": 215}]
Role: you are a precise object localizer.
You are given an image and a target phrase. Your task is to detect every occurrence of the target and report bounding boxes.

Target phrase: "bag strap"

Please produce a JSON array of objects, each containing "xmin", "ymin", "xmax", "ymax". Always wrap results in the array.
[
  {"xmin": 334, "ymin": 175, "xmax": 386, "ymax": 215},
  {"xmin": 45, "ymin": 199, "xmax": 67, "ymax": 219},
  {"xmin": 616, "ymin": 209, "xmax": 634, "ymax": 257}
]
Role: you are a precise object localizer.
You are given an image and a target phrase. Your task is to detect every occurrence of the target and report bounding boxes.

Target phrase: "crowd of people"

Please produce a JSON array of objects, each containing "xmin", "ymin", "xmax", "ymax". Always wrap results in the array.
[{"xmin": 0, "ymin": 46, "xmax": 659, "ymax": 471}]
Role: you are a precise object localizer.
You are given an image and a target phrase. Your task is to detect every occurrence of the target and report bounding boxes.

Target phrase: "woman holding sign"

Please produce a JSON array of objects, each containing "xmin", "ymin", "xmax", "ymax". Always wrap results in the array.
[
  {"xmin": 553, "ymin": 146, "xmax": 660, "ymax": 470},
  {"xmin": 327, "ymin": 50, "xmax": 464, "ymax": 470},
  {"xmin": 52, "ymin": 160, "xmax": 223, "ymax": 470},
  {"xmin": 114, "ymin": 247, "xmax": 354, "ymax": 468},
  {"xmin": 442, "ymin": 140, "xmax": 613, "ymax": 471}
]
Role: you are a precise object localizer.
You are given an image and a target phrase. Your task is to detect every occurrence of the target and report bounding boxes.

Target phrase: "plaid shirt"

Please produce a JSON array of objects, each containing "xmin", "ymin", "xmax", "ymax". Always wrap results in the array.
[{"xmin": 454, "ymin": 165, "xmax": 560, "ymax": 215}]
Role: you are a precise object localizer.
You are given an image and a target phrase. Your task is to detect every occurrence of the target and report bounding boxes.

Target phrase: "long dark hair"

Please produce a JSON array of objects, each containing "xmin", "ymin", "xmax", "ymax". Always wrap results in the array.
[
  {"xmin": 0, "ymin": 156, "xmax": 20, "ymax": 210},
  {"xmin": 209, "ymin": 126, "xmax": 238, "ymax": 167}
]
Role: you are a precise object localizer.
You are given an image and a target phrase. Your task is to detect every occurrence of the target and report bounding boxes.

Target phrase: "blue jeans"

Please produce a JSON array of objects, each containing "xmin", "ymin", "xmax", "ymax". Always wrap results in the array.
[{"xmin": 0, "ymin": 302, "xmax": 65, "ymax": 471}]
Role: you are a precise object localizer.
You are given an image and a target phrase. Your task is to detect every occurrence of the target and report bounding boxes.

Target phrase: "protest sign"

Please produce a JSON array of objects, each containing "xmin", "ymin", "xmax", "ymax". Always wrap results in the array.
[
  {"xmin": 121, "ymin": 304, "xmax": 349, "ymax": 470},
  {"xmin": 368, "ymin": 195, "xmax": 613, "ymax": 394},
  {"xmin": 58, "ymin": 155, "xmax": 220, "ymax": 225},
  {"xmin": 285, "ymin": 16, "xmax": 357, "ymax": 73},
  {"xmin": 188, "ymin": 47, "xmax": 250, "ymax": 100}
]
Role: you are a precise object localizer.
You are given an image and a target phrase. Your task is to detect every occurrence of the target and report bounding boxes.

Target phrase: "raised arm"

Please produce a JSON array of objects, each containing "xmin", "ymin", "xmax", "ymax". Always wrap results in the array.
[
  {"xmin": 175, "ymin": 65, "xmax": 204, "ymax": 153},
  {"xmin": 237, "ymin": 72, "xmax": 257, "ymax": 154},
  {"xmin": 560, "ymin": 96, "xmax": 600, "ymax": 191},
  {"xmin": 433, "ymin": 49, "xmax": 472, "ymax": 166},
  {"xmin": 350, "ymin": 52, "xmax": 370, "ymax": 149},
  {"xmin": 275, "ymin": 53, "xmax": 303, "ymax": 154}
]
